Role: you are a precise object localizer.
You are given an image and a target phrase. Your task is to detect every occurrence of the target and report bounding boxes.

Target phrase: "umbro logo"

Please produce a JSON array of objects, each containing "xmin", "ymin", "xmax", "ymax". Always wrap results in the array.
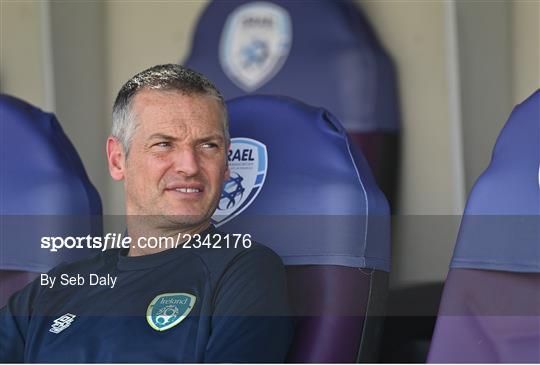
[{"xmin": 49, "ymin": 313, "xmax": 76, "ymax": 334}]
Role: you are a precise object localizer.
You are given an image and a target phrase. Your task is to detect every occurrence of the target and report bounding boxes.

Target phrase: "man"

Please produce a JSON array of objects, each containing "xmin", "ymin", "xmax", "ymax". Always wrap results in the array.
[{"xmin": 0, "ymin": 64, "xmax": 293, "ymax": 362}]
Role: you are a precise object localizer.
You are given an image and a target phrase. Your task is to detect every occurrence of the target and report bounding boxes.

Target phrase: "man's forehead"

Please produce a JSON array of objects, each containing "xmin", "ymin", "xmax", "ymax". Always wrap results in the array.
[
  {"xmin": 132, "ymin": 88, "xmax": 220, "ymax": 112},
  {"xmin": 131, "ymin": 89, "xmax": 225, "ymax": 138}
]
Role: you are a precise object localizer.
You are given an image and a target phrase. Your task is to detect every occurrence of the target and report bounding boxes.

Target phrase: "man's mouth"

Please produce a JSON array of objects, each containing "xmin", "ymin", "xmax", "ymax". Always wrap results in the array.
[
  {"xmin": 174, "ymin": 188, "xmax": 201, "ymax": 193},
  {"xmin": 164, "ymin": 183, "xmax": 205, "ymax": 196}
]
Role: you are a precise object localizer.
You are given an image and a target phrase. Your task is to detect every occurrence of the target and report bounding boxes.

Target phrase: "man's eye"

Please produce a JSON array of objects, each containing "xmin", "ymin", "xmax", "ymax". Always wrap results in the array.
[
  {"xmin": 201, "ymin": 142, "xmax": 218, "ymax": 149},
  {"xmin": 153, "ymin": 142, "xmax": 171, "ymax": 148}
]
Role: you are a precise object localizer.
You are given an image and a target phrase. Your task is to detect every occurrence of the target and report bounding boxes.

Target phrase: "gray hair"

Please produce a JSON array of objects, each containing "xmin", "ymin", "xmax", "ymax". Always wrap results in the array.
[{"xmin": 112, "ymin": 64, "xmax": 229, "ymax": 154}]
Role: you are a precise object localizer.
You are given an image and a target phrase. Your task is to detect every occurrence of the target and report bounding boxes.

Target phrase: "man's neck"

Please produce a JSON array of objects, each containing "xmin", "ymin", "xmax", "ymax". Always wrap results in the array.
[{"xmin": 126, "ymin": 220, "xmax": 211, "ymax": 257}]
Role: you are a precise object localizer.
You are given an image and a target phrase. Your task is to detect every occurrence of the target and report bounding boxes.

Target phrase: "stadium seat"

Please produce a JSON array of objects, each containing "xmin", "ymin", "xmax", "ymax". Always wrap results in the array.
[
  {"xmin": 212, "ymin": 95, "xmax": 391, "ymax": 362},
  {"xmin": 184, "ymin": 0, "xmax": 400, "ymax": 207},
  {"xmin": 0, "ymin": 94, "xmax": 102, "ymax": 307},
  {"xmin": 428, "ymin": 90, "xmax": 540, "ymax": 363}
]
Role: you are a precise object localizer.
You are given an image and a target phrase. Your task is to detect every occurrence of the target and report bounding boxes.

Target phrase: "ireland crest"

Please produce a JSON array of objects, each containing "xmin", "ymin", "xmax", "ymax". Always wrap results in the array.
[{"xmin": 146, "ymin": 293, "xmax": 196, "ymax": 331}]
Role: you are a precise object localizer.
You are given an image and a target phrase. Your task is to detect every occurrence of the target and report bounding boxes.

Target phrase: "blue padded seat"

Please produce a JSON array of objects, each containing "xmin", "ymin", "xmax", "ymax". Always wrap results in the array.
[
  {"xmin": 428, "ymin": 90, "xmax": 540, "ymax": 363},
  {"xmin": 0, "ymin": 94, "xmax": 102, "ymax": 274},
  {"xmin": 213, "ymin": 95, "xmax": 390, "ymax": 362}
]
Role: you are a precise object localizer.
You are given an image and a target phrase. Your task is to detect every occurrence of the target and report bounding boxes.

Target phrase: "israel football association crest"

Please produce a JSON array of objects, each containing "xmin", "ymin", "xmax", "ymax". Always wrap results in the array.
[
  {"xmin": 219, "ymin": 1, "xmax": 292, "ymax": 91},
  {"xmin": 212, "ymin": 138, "xmax": 267, "ymax": 226},
  {"xmin": 146, "ymin": 293, "xmax": 196, "ymax": 331}
]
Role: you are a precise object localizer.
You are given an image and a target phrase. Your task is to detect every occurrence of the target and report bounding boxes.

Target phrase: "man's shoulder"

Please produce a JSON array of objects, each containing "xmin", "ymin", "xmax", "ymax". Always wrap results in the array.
[{"xmin": 205, "ymin": 231, "xmax": 290, "ymax": 317}]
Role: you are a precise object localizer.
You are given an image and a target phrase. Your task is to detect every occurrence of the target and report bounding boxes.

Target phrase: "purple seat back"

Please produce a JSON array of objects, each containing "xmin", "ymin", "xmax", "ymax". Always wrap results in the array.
[
  {"xmin": 428, "ymin": 90, "xmax": 540, "ymax": 363},
  {"xmin": 0, "ymin": 95, "xmax": 102, "ymax": 306},
  {"xmin": 429, "ymin": 269, "xmax": 539, "ymax": 363},
  {"xmin": 286, "ymin": 266, "xmax": 387, "ymax": 363},
  {"xmin": 217, "ymin": 95, "xmax": 390, "ymax": 362}
]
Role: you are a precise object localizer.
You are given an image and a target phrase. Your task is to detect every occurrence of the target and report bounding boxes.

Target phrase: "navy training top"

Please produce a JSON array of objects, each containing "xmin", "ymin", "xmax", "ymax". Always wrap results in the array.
[{"xmin": 0, "ymin": 226, "xmax": 293, "ymax": 362}]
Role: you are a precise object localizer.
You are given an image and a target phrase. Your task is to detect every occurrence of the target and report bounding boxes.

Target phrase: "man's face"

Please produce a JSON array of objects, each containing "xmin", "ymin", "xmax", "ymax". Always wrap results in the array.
[{"xmin": 109, "ymin": 89, "xmax": 229, "ymax": 230}]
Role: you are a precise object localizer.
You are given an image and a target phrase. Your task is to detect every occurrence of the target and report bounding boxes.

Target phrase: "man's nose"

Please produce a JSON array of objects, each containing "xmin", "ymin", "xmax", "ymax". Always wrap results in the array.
[{"xmin": 173, "ymin": 147, "xmax": 200, "ymax": 176}]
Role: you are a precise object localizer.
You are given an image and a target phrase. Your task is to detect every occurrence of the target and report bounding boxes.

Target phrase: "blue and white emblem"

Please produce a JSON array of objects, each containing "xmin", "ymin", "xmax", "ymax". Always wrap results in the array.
[
  {"xmin": 212, "ymin": 138, "xmax": 267, "ymax": 226},
  {"xmin": 49, "ymin": 313, "xmax": 76, "ymax": 334},
  {"xmin": 146, "ymin": 293, "xmax": 196, "ymax": 331},
  {"xmin": 220, "ymin": 1, "xmax": 292, "ymax": 91}
]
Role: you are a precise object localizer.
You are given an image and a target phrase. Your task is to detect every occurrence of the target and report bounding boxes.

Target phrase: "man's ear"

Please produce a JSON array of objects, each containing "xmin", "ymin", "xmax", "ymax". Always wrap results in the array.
[{"xmin": 107, "ymin": 136, "xmax": 126, "ymax": 181}]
